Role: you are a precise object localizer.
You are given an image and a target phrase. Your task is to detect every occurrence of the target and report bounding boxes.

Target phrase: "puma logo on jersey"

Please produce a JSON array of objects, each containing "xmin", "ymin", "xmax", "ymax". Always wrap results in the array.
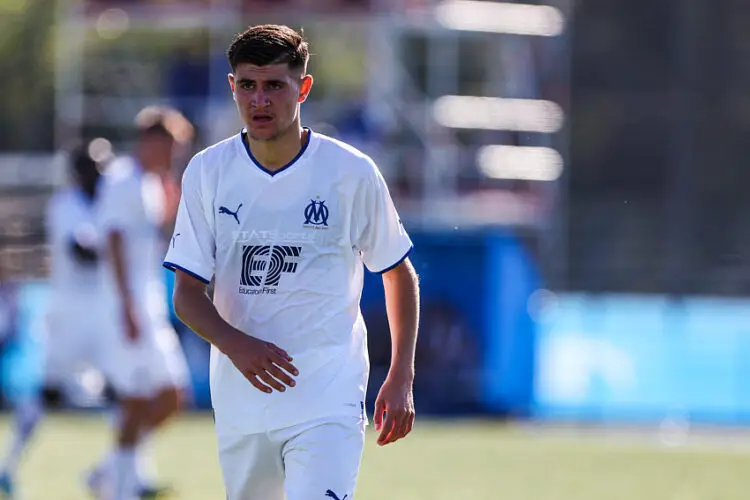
[
  {"xmin": 219, "ymin": 203, "xmax": 243, "ymax": 224},
  {"xmin": 325, "ymin": 490, "xmax": 348, "ymax": 500}
]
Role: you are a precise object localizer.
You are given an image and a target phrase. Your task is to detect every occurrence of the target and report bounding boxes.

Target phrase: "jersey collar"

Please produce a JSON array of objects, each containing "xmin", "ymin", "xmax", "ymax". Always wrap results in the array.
[{"xmin": 239, "ymin": 128, "xmax": 314, "ymax": 178}]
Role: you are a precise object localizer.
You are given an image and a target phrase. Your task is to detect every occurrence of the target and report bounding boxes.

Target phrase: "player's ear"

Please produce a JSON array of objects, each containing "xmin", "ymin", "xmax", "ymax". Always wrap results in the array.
[
  {"xmin": 228, "ymin": 73, "xmax": 236, "ymax": 98},
  {"xmin": 298, "ymin": 74, "xmax": 313, "ymax": 103}
]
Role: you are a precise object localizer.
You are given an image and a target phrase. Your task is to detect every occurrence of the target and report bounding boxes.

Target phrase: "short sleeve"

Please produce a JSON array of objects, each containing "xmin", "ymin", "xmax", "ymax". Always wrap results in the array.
[
  {"xmin": 163, "ymin": 154, "xmax": 215, "ymax": 284},
  {"xmin": 354, "ymin": 161, "xmax": 413, "ymax": 273}
]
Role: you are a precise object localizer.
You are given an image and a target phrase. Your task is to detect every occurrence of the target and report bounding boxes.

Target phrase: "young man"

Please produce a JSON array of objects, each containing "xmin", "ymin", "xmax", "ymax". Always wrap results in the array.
[
  {"xmin": 95, "ymin": 106, "xmax": 194, "ymax": 500},
  {"xmin": 164, "ymin": 25, "xmax": 420, "ymax": 499},
  {"xmin": 0, "ymin": 147, "xmax": 109, "ymax": 500},
  {"xmin": 43, "ymin": 146, "xmax": 110, "ymax": 402}
]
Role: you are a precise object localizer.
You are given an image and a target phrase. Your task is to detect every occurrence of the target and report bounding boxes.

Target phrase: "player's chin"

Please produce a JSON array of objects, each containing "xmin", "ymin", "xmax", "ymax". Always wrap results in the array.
[{"xmin": 247, "ymin": 125, "xmax": 278, "ymax": 142}]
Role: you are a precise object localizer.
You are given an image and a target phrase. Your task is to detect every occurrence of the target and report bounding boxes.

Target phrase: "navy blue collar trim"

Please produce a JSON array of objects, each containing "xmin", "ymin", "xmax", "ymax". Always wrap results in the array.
[{"xmin": 241, "ymin": 128, "xmax": 312, "ymax": 177}]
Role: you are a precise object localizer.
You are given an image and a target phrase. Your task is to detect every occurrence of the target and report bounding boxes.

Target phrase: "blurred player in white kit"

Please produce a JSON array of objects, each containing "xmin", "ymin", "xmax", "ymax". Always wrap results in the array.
[
  {"xmin": 0, "ymin": 147, "xmax": 111, "ymax": 499},
  {"xmin": 0, "ymin": 143, "xmax": 183, "ymax": 500},
  {"xmin": 89, "ymin": 106, "xmax": 194, "ymax": 500},
  {"xmin": 43, "ymin": 145, "xmax": 111, "ymax": 403}
]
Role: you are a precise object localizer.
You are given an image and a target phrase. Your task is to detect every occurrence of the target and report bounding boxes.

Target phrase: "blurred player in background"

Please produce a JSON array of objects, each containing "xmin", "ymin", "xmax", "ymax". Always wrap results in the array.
[
  {"xmin": 43, "ymin": 145, "xmax": 110, "ymax": 405},
  {"xmin": 90, "ymin": 106, "xmax": 194, "ymax": 500},
  {"xmin": 165, "ymin": 25, "xmax": 420, "ymax": 500},
  {"xmin": 0, "ymin": 146, "xmax": 110, "ymax": 499}
]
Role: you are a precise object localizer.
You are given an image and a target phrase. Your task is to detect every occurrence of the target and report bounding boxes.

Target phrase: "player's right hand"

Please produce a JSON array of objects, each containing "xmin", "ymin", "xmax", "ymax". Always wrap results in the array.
[{"xmin": 225, "ymin": 334, "xmax": 298, "ymax": 394}]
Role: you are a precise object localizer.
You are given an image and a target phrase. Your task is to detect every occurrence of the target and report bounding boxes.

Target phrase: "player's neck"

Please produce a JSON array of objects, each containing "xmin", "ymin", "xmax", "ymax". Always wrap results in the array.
[{"xmin": 246, "ymin": 125, "xmax": 307, "ymax": 172}]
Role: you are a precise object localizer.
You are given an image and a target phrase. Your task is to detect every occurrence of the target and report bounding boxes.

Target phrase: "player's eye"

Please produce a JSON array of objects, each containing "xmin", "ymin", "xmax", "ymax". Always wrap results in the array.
[
  {"xmin": 240, "ymin": 82, "xmax": 254, "ymax": 90},
  {"xmin": 268, "ymin": 82, "xmax": 283, "ymax": 90}
]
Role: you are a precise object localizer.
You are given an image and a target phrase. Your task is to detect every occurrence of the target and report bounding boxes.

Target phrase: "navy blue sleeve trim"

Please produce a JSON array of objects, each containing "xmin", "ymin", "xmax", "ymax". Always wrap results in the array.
[
  {"xmin": 375, "ymin": 245, "xmax": 413, "ymax": 274},
  {"xmin": 163, "ymin": 261, "xmax": 210, "ymax": 284}
]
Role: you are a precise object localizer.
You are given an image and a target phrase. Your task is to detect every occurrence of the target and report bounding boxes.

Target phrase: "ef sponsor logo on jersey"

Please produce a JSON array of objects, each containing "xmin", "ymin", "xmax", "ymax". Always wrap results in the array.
[
  {"xmin": 239, "ymin": 245, "xmax": 301, "ymax": 295},
  {"xmin": 303, "ymin": 196, "xmax": 329, "ymax": 229}
]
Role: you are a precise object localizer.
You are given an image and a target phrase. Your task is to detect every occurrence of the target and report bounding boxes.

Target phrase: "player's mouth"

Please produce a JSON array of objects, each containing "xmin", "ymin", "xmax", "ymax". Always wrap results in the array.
[{"xmin": 251, "ymin": 114, "xmax": 274, "ymax": 125}]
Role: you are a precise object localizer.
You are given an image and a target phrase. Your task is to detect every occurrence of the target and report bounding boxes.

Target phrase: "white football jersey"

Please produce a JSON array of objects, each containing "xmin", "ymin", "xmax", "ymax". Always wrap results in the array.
[
  {"xmin": 97, "ymin": 158, "xmax": 171, "ymax": 326},
  {"xmin": 46, "ymin": 187, "xmax": 108, "ymax": 303},
  {"xmin": 164, "ymin": 130, "xmax": 413, "ymax": 434}
]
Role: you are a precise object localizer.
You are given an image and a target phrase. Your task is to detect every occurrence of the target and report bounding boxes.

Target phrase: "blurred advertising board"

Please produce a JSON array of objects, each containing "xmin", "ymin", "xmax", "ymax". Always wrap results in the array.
[{"xmin": 533, "ymin": 294, "xmax": 750, "ymax": 424}]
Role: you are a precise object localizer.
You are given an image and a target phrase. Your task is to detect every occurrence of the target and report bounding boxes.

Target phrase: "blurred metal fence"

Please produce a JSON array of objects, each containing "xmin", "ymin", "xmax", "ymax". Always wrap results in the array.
[{"xmin": 567, "ymin": 0, "xmax": 750, "ymax": 296}]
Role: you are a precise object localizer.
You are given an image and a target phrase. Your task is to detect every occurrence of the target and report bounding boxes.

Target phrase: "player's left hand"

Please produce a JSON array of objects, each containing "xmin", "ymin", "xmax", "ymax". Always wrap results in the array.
[{"xmin": 373, "ymin": 373, "xmax": 415, "ymax": 446}]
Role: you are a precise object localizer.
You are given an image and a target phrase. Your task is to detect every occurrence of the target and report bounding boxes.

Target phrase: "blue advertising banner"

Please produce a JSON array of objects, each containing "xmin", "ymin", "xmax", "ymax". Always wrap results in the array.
[{"xmin": 533, "ymin": 294, "xmax": 750, "ymax": 424}]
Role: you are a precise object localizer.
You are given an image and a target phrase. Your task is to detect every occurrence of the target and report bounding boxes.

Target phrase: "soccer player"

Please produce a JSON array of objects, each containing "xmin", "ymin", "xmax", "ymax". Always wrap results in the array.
[
  {"xmin": 94, "ymin": 106, "xmax": 194, "ymax": 500},
  {"xmin": 164, "ymin": 25, "xmax": 420, "ymax": 499},
  {"xmin": 0, "ymin": 147, "xmax": 110, "ymax": 499},
  {"xmin": 42, "ymin": 145, "xmax": 110, "ymax": 404}
]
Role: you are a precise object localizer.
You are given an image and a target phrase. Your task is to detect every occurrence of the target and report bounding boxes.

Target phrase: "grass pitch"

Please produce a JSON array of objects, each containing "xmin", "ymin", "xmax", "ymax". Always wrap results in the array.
[{"xmin": 5, "ymin": 413, "xmax": 750, "ymax": 499}]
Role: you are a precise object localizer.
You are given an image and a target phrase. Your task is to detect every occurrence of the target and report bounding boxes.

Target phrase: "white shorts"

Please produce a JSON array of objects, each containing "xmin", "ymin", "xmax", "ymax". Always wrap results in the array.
[
  {"xmin": 105, "ymin": 322, "xmax": 190, "ymax": 399},
  {"xmin": 218, "ymin": 416, "xmax": 366, "ymax": 500}
]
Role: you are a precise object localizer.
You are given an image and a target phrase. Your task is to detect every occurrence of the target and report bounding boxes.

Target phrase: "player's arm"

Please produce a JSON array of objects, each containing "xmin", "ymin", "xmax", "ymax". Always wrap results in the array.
[
  {"xmin": 107, "ymin": 229, "xmax": 139, "ymax": 341},
  {"xmin": 98, "ymin": 181, "xmax": 140, "ymax": 341},
  {"xmin": 382, "ymin": 258, "xmax": 420, "ymax": 381},
  {"xmin": 375, "ymin": 258, "xmax": 419, "ymax": 446},
  {"xmin": 356, "ymin": 160, "xmax": 420, "ymax": 446},
  {"xmin": 108, "ymin": 230, "xmax": 129, "ymax": 301},
  {"xmin": 171, "ymin": 273, "xmax": 243, "ymax": 351}
]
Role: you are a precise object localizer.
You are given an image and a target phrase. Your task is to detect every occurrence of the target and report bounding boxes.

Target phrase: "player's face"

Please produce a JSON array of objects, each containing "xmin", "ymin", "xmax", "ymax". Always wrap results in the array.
[
  {"xmin": 229, "ymin": 63, "xmax": 313, "ymax": 142},
  {"xmin": 138, "ymin": 133, "xmax": 175, "ymax": 174}
]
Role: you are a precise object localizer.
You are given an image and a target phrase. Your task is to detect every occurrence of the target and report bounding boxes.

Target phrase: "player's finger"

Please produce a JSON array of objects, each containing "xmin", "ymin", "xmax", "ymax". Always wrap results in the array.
[
  {"xmin": 268, "ymin": 351, "xmax": 299, "ymax": 376},
  {"xmin": 267, "ymin": 347, "xmax": 299, "ymax": 376},
  {"xmin": 377, "ymin": 410, "xmax": 398, "ymax": 446},
  {"xmin": 388, "ymin": 412, "xmax": 408, "ymax": 444},
  {"xmin": 373, "ymin": 398, "xmax": 386, "ymax": 431},
  {"xmin": 266, "ymin": 342, "xmax": 293, "ymax": 361},
  {"xmin": 385, "ymin": 410, "xmax": 409, "ymax": 444},
  {"xmin": 404, "ymin": 412, "xmax": 415, "ymax": 437},
  {"xmin": 245, "ymin": 373, "xmax": 273, "ymax": 394},
  {"xmin": 257, "ymin": 370, "xmax": 287, "ymax": 392},
  {"xmin": 264, "ymin": 362, "xmax": 296, "ymax": 387},
  {"xmin": 398, "ymin": 411, "xmax": 415, "ymax": 439}
]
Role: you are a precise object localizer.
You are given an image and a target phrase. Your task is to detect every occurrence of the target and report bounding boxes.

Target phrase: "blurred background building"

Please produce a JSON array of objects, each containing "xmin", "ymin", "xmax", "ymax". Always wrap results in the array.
[{"xmin": 2, "ymin": 0, "xmax": 750, "ymax": 425}]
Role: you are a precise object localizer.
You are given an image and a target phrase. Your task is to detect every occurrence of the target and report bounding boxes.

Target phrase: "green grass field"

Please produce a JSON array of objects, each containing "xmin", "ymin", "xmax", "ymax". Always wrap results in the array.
[{"xmin": 5, "ymin": 414, "xmax": 750, "ymax": 499}]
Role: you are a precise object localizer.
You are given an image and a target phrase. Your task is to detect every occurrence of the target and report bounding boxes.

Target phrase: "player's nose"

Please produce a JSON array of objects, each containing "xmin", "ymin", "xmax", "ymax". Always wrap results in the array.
[{"xmin": 250, "ymin": 90, "xmax": 270, "ymax": 108}]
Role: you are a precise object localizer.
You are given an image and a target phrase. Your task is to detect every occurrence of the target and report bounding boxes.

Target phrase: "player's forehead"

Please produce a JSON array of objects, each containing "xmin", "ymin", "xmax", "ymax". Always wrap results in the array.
[{"xmin": 233, "ymin": 63, "xmax": 298, "ymax": 82}]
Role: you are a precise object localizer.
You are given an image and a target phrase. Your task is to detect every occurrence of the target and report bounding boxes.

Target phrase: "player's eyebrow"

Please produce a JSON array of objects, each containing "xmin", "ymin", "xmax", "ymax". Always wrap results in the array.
[{"xmin": 236, "ymin": 77, "xmax": 286, "ymax": 86}]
